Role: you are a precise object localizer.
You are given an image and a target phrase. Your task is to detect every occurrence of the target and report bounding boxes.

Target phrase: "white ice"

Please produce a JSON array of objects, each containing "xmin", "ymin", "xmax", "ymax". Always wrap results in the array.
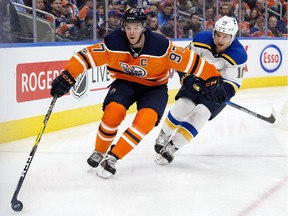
[{"xmin": 0, "ymin": 86, "xmax": 287, "ymax": 216}]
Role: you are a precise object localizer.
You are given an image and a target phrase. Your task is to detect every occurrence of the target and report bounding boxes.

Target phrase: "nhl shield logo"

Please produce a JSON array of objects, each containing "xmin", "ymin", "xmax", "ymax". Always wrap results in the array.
[{"xmin": 71, "ymin": 71, "xmax": 88, "ymax": 100}]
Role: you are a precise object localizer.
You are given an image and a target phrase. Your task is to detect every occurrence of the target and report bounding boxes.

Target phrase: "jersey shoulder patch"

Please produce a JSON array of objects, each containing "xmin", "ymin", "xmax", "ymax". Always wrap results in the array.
[
  {"xmin": 104, "ymin": 28, "xmax": 129, "ymax": 51},
  {"xmin": 222, "ymin": 39, "xmax": 247, "ymax": 65},
  {"xmin": 192, "ymin": 31, "xmax": 213, "ymax": 50},
  {"xmin": 142, "ymin": 29, "xmax": 170, "ymax": 56}
]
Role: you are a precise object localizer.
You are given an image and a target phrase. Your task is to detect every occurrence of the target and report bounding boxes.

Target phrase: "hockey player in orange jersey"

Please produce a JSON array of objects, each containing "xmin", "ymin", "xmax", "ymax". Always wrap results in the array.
[{"xmin": 50, "ymin": 7, "xmax": 224, "ymax": 179}]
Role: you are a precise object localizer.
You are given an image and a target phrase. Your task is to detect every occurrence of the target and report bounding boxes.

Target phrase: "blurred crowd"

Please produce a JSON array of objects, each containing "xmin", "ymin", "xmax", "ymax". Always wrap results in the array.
[{"xmin": 1, "ymin": 0, "xmax": 288, "ymax": 43}]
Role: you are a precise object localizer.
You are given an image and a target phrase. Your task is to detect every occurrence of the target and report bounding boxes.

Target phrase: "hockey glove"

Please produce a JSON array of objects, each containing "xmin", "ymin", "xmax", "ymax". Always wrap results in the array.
[
  {"xmin": 181, "ymin": 74, "xmax": 203, "ymax": 91},
  {"xmin": 50, "ymin": 70, "xmax": 76, "ymax": 98},
  {"xmin": 179, "ymin": 72, "xmax": 189, "ymax": 85},
  {"xmin": 204, "ymin": 76, "xmax": 227, "ymax": 105}
]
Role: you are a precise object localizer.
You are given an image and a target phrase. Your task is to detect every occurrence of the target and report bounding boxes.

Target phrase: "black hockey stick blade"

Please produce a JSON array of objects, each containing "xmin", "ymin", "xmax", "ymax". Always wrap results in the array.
[
  {"xmin": 11, "ymin": 96, "xmax": 57, "ymax": 212},
  {"xmin": 226, "ymin": 101, "xmax": 276, "ymax": 124}
]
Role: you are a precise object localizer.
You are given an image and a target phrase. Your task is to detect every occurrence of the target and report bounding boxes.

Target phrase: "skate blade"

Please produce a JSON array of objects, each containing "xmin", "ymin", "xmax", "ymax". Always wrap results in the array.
[
  {"xmin": 155, "ymin": 154, "xmax": 169, "ymax": 165},
  {"xmin": 96, "ymin": 166, "xmax": 113, "ymax": 179}
]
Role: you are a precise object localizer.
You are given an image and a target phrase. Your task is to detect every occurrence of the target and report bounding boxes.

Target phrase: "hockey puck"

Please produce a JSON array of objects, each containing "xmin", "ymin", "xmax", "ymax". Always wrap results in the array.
[{"xmin": 11, "ymin": 200, "xmax": 23, "ymax": 211}]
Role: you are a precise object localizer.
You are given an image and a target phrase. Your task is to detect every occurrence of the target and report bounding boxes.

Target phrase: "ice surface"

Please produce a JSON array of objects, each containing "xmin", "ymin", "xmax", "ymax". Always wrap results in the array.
[{"xmin": 0, "ymin": 86, "xmax": 287, "ymax": 216}]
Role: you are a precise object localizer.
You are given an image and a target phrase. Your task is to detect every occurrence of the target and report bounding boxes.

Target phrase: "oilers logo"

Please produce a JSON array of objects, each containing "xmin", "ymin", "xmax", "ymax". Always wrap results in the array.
[
  {"xmin": 120, "ymin": 63, "xmax": 147, "ymax": 77},
  {"xmin": 71, "ymin": 71, "xmax": 88, "ymax": 100}
]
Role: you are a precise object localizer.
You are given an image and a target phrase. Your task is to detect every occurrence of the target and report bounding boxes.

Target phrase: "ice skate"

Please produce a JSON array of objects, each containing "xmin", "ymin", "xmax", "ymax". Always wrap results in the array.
[
  {"xmin": 97, "ymin": 153, "xmax": 118, "ymax": 179},
  {"xmin": 155, "ymin": 140, "xmax": 178, "ymax": 165},
  {"xmin": 87, "ymin": 150, "xmax": 104, "ymax": 168},
  {"xmin": 154, "ymin": 130, "xmax": 170, "ymax": 154}
]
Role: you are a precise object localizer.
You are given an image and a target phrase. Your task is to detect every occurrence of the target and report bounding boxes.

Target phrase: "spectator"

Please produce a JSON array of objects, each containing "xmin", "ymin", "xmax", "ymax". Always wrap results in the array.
[
  {"xmin": 249, "ymin": 16, "xmax": 274, "ymax": 37},
  {"xmin": 68, "ymin": 0, "xmax": 78, "ymax": 6},
  {"xmin": 26, "ymin": 0, "xmax": 48, "ymax": 19},
  {"xmin": 107, "ymin": 9, "xmax": 122, "ymax": 32},
  {"xmin": 190, "ymin": 0, "xmax": 204, "ymax": 18},
  {"xmin": 178, "ymin": 0, "xmax": 193, "ymax": 13},
  {"xmin": 281, "ymin": 26, "xmax": 288, "ymax": 37},
  {"xmin": 246, "ymin": 0, "xmax": 257, "ymax": 9},
  {"xmin": 267, "ymin": 0, "xmax": 281, "ymax": 17},
  {"xmin": 148, "ymin": 16, "xmax": 161, "ymax": 34},
  {"xmin": 237, "ymin": 6, "xmax": 250, "ymax": 37},
  {"xmin": 44, "ymin": 0, "xmax": 51, "ymax": 12},
  {"xmin": 110, "ymin": 0, "xmax": 126, "ymax": 13},
  {"xmin": 215, "ymin": 3, "xmax": 233, "ymax": 21},
  {"xmin": 247, "ymin": 7, "xmax": 258, "ymax": 28},
  {"xmin": 238, "ymin": 4, "xmax": 250, "ymax": 21},
  {"xmin": 268, "ymin": 15, "xmax": 282, "ymax": 37},
  {"xmin": 234, "ymin": 0, "xmax": 251, "ymax": 17},
  {"xmin": 144, "ymin": 9, "xmax": 155, "ymax": 29},
  {"xmin": 79, "ymin": 0, "xmax": 105, "ymax": 14},
  {"xmin": 160, "ymin": 15, "xmax": 186, "ymax": 38},
  {"xmin": 160, "ymin": 15, "xmax": 175, "ymax": 38},
  {"xmin": 61, "ymin": 0, "xmax": 79, "ymax": 24},
  {"xmin": 159, "ymin": 0, "xmax": 174, "ymax": 9},
  {"xmin": 127, "ymin": 0, "xmax": 137, "ymax": 8},
  {"xmin": 48, "ymin": 0, "xmax": 75, "ymax": 41},
  {"xmin": 25, "ymin": 0, "xmax": 52, "ymax": 12},
  {"xmin": 183, "ymin": 12, "xmax": 204, "ymax": 38},
  {"xmin": 0, "ymin": 0, "xmax": 22, "ymax": 43},
  {"xmin": 36, "ymin": 0, "xmax": 45, "ymax": 11},
  {"xmin": 78, "ymin": 0, "xmax": 92, "ymax": 22},
  {"xmin": 148, "ymin": 0, "xmax": 158, "ymax": 6},
  {"xmin": 255, "ymin": 0, "xmax": 265, "ymax": 17},
  {"xmin": 75, "ymin": 9, "xmax": 93, "ymax": 40},
  {"xmin": 157, "ymin": 1, "xmax": 173, "ymax": 27},
  {"xmin": 149, "ymin": 5, "xmax": 159, "ymax": 17},
  {"xmin": 142, "ymin": 0, "xmax": 151, "ymax": 9},
  {"xmin": 97, "ymin": 3, "xmax": 105, "ymax": 21},
  {"xmin": 76, "ymin": 9, "xmax": 102, "ymax": 40},
  {"xmin": 204, "ymin": 5, "xmax": 215, "ymax": 31},
  {"xmin": 277, "ymin": 8, "xmax": 288, "ymax": 35},
  {"xmin": 284, "ymin": 1, "xmax": 288, "ymax": 10},
  {"xmin": 176, "ymin": 16, "xmax": 186, "ymax": 38}
]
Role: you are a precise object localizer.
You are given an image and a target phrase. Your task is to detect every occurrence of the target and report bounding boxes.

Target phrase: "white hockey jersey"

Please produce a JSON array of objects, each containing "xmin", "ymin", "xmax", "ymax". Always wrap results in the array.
[{"xmin": 187, "ymin": 31, "xmax": 247, "ymax": 94}]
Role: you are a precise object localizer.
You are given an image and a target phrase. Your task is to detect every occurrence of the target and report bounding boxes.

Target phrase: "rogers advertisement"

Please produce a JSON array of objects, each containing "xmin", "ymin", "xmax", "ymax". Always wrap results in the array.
[{"xmin": 16, "ymin": 61, "xmax": 67, "ymax": 102}]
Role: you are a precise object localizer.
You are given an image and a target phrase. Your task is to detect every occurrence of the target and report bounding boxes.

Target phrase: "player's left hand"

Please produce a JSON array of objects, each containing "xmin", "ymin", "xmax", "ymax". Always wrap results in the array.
[
  {"xmin": 203, "ymin": 76, "xmax": 227, "ymax": 105},
  {"xmin": 182, "ymin": 74, "xmax": 203, "ymax": 92}
]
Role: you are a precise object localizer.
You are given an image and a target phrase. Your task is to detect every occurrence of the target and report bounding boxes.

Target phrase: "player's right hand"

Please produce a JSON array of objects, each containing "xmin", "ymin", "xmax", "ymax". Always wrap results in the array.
[
  {"xmin": 50, "ymin": 70, "xmax": 76, "ymax": 98},
  {"xmin": 203, "ymin": 76, "xmax": 227, "ymax": 105}
]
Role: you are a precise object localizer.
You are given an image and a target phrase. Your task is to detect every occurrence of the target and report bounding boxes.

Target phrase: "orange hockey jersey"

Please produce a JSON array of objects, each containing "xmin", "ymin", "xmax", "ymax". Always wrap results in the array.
[{"xmin": 64, "ymin": 28, "xmax": 220, "ymax": 86}]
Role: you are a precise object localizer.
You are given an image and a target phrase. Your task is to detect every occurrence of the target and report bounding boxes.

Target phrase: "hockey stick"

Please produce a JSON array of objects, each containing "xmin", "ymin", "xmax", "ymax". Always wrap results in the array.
[
  {"xmin": 225, "ymin": 100, "xmax": 276, "ymax": 124},
  {"xmin": 11, "ymin": 96, "xmax": 57, "ymax": 212},
  {"xmin": 192, "ymin": 84, "xmax": 276, "ymax": 124}
]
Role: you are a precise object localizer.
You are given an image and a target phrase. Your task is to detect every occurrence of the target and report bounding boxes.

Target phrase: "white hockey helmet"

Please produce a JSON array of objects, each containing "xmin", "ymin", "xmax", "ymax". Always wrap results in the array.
[{"xmin": 214, "ymin": 16, "xmax": 238, "ymax": 42}]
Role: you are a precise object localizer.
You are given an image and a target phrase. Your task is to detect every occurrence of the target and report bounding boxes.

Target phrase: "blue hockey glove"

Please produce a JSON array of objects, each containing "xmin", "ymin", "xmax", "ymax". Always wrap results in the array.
[
  {"xmin": 181, "ymin": 74, "xmax": 203, "ymax": 92},
  {"xmin": 204, "ymin": 76, "xmax": 227, "ymax": 105},
  {"xmin": 50, "ymin": 70, "xmax": 76, "ymax": 98}
]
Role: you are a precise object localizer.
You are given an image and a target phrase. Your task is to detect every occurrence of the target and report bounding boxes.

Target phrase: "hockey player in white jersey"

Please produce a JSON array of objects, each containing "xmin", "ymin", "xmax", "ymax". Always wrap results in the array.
[{"xmin": 154, "ymin": 16, "xmax": 248, "ymax": 164}]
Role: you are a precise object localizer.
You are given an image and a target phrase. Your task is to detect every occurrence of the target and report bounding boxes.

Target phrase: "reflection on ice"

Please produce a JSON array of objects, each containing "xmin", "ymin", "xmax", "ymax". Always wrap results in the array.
[{"xmin": 0, "ymin": 87, "xmax": 287, "ymax": 216}]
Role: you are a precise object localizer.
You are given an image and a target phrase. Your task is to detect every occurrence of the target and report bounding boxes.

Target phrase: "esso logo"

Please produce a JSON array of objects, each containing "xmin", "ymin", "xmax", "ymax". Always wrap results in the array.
[{"xmin": 260, "ymin": 45, "xmax": 282, "ymax": 73}]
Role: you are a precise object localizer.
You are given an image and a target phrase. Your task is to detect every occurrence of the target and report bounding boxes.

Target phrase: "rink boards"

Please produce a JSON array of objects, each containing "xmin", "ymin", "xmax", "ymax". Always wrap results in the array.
[{"xmin": 0, "ymin": 38, "xmax": 287, "ymax": 143}]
